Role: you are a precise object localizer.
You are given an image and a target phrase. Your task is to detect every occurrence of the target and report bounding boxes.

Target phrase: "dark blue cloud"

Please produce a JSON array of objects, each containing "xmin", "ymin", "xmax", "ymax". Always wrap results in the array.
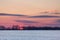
[
  {"xmin": 15, "ymin": 20, "xmax": 38, "ymax": 23},
  {"xmin": 39, "ymin": 11, "xmax": 49, "ymax": 14},
  {"xmin": 39, "ymin": 11, "xmax": 60, "ymax": 14},
  {"xmin": 56, "ymin": 19, "xmax": 60, "ymax": 23},
  {"xmin": 0, "ymin": 13, "xmax": 27, "ymax": 16},
  {"xmin": 53, "ymin": 13, "xmax": 60, "ymax": 14},
  {"xmin": 29, "ymin": 15, "xmax": 60, "ymax": 18}
]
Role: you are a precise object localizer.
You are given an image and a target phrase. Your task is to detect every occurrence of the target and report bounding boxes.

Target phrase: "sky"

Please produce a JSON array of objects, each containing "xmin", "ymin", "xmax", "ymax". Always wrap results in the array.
[
  {"xmin": 0, "ymin": 0, "xmax": 60, "ymax": 27},
  {"xmin": 0, "ymin": 0, "xmax": 60, "ymax": 15}
]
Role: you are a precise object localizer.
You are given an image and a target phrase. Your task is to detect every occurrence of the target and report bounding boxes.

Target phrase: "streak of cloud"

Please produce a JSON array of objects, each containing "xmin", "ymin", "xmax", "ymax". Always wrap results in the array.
[
  {"xmin": 29, "ymin": 15, "xmax": 60, "ymax": 18},
  {"xmin": 39, "ymin": 11, "xmax": 60, "ymax": 15},
  {"xmin": 55, "ymin": 19, "xmax": 60, "ymax": 23},
  {"xmin": 0, "ymin": 13, "xmax": 27, "ymax": 16},
  {"xmin": 15, "ymin": 20, "xmax": 38, "ymax": 23}
]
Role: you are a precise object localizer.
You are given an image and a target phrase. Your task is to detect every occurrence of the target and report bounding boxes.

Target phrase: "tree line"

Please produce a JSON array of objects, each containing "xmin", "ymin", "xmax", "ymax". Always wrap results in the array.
[{"xmin": 0, "ymin": 25, "xmax": 60, "ymax": 30}]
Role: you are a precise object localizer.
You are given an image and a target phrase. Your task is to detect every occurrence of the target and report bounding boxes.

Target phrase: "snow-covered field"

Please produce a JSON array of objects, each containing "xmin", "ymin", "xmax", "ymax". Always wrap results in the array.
[{"xmin": 0, "ymin": 30, "xmax": 60, "ymax": 40}]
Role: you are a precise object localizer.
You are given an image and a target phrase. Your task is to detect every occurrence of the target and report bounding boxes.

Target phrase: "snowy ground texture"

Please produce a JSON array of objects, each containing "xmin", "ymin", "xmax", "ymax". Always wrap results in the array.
[{"xmin": 0, "ymin": 30, "xmax": 60, "ymax": 40}]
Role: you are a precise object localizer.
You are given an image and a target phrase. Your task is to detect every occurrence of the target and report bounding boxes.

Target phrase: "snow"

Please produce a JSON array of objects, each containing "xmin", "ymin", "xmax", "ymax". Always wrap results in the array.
[{"xmin": 0, "ymin": 30, "xmax": 60, "ymax": 40}]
